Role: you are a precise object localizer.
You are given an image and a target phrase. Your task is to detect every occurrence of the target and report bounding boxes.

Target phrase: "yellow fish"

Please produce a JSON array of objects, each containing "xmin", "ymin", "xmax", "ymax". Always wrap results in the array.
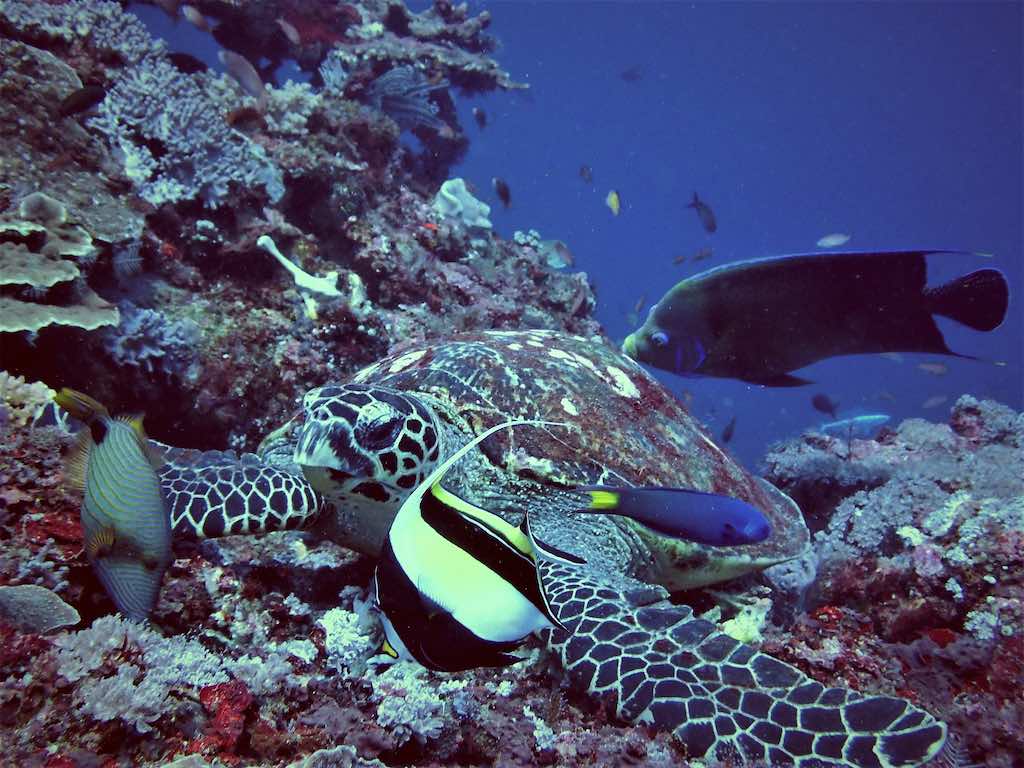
[{"xmin": 605, "ymin": 189, "xmax": 621, "ymax": 216}]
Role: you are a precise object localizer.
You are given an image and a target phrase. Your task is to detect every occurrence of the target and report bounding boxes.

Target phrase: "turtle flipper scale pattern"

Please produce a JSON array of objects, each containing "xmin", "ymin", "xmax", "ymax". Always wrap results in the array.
[
  {"xmin": 540, "ymin": 562, "xmax": 949, "ymax": 768},
  {"xmin": 157, "ymin": 445, "xmax": 324, "ymax": 539}
]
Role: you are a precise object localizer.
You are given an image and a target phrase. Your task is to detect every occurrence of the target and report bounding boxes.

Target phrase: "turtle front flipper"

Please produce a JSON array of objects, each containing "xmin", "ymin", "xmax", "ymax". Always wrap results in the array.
[
  {"xmin": 540, "ymin": 561, "xmax": 951, "ymax": 768},
  {"xmin": 157, "ymin": 445, "xmax": 324, "ymax": 539}
]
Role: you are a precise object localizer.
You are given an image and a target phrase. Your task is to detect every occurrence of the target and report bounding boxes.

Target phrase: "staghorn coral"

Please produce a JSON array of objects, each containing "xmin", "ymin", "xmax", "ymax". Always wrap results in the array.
[
  {"xmin": 100, "ymin": 301, "xmax": 202, "ymax": 381},
  {"xmin": 0, "ymin": 371, "xmax": 54, "ymax": 427}
]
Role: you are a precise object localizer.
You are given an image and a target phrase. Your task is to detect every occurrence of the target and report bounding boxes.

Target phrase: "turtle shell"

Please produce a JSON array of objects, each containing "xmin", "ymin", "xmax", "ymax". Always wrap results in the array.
[{"xmin": 349, "ymin": 329, "xmax": 808, "ymax": 590}]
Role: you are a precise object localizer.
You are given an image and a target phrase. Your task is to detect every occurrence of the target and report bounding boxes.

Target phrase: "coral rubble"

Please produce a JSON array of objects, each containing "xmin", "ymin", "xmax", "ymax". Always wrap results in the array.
[{"xmin": 762, "ymin": 396, "xmax": 1024, "ymax": 766}]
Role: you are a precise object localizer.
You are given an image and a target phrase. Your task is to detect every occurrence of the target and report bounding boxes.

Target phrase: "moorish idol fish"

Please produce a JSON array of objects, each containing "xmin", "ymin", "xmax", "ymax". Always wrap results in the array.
[
  {"xmin": 373, "ymin": 419, "xmax": 582, "ymax": 672},
  {"xmin": 55, "ymin": 389, "xmax": 172, "ymax": 622},
  {"xmin": 623, "ymin": 250, "xmax": 1009, "ymax": 386}
]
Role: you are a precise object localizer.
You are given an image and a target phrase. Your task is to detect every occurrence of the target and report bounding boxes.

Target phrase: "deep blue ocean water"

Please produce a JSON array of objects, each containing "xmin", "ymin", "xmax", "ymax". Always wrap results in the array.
[{"xmin": 135, "ymin": 1, "xmax": 1022, "ymax": 468}]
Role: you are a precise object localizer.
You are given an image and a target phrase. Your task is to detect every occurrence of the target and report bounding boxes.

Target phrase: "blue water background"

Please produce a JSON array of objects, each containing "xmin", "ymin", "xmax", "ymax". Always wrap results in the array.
[{"xmin": 135, "ymin": 1, "xmax": 1023, "ymax": 468}]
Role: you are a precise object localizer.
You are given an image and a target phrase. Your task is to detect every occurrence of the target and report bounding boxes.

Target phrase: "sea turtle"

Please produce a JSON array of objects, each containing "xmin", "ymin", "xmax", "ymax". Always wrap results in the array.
[{"xmin": 157, "ymin": 329, "xmax": 952, "ymax": 767}]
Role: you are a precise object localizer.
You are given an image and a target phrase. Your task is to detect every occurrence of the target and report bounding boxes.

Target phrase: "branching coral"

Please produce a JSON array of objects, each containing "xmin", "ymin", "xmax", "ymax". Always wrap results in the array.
[
  {"xmin": 89, "ymin": 56, "xmax": 284, "ymax": 208},
  {"xmin": 100, "ymin": 301, "xmax": 201, "ymax": 381}
]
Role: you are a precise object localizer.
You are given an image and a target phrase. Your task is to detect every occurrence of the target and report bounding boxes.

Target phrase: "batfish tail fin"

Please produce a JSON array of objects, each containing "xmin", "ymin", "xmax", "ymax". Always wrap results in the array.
[{"xmin": 926, "ymin": 268, "xmax": 1008, "ymax": 331}]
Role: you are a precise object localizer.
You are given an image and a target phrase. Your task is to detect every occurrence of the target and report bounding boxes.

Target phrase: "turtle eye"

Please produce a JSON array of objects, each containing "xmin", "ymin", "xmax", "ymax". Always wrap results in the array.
[
  {"xmin": 650, "ymin": 330, "xmax": 669, "ymax": 348},
  {"xmin": 360, "ymin": 416, "xmax": 402, "ymax": 448}
]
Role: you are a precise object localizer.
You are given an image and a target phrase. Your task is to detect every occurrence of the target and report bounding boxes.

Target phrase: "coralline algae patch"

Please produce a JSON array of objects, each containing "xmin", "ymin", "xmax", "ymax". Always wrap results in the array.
[{"xmin": 762, "ymin": 395, "xmax": 1024, "ymax": 766}]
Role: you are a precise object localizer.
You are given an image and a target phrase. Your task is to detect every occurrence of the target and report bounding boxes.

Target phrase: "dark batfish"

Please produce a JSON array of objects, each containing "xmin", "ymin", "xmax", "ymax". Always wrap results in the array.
[
  {"xmin": 721, "ymin": 416, "xmax": 736, "ymax": 444},
  {"xmin": 59, "ymin": 85, "xmax": 106, "ymax": 117},
  {"xmin": 168, "ymin": 51, "xmax": 208, "ymax": 74},
  {"xmin": 811, "ymin": 393, "xmax": 839, "ymax": 419},
  {"xmin": 579, "ymin": 165, "xmax": 593, "ymax": 184},
  {"xmin": 492, "ymin": 177, "xmax": 511, "ymax": 208},
  {"xmin": 472, "ymin": 107, "xmax": 487, "ymax": 129},
  {"xmin": 622, "ymin": 250, "xmax": 1010, "ymax": 386},
  {"xmin": 687, "ymin": 192, "xmax": 717, "ymax": 233}
]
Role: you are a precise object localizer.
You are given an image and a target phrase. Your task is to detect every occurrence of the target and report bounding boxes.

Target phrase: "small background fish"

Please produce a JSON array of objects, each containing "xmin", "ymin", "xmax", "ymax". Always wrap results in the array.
[
  {"xmin": 816, "ymin": 233, "xmax": 851, "ymax": 248},
  {"xmin": 605, "ymin": 189, "xmax": 621, "ymax": 216}
]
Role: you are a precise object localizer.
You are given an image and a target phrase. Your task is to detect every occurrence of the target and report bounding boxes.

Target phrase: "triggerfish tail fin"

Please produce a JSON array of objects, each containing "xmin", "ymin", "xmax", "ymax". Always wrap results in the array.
[
  {"xmin": 925, "ymin": 267, "xmax": 1009, "ymax": 332},
  {"xmin": 518, "ymin": 514, "xmax": 586, "ymax": 566},
  {"xmin": 92, "ymin": 557, "xmax": 163, "ymax": 622},
  {"xmin": 54, "ymin": 388, "xmax": 109, "ymax": 423},
  {"xmin": 577, "ymin": 486, "xmax": 772, "ymax": 547}
]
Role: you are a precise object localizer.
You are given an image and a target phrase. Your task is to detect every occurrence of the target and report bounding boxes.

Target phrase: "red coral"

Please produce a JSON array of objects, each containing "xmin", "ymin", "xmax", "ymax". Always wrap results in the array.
[{"xmin": 195, "ymin": 680, "xmax": 253, "ymax": 755}]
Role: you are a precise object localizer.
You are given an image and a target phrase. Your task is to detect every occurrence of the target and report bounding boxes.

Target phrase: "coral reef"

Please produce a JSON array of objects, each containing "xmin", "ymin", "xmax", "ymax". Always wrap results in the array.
[
  {"xmin": 0, "ymin": 0, "xmax": 588, "ymax": 456},
  {"xmin": 0, "ymin": 399, "xmax": 690, "ymax": 766},
  {"xmin": 761, "ymin": 396, "xmax": 1024, "ymax": 766},
  {"xmin": 1, "ymin": 2, "xmax": 1012, "ymax": 766}
]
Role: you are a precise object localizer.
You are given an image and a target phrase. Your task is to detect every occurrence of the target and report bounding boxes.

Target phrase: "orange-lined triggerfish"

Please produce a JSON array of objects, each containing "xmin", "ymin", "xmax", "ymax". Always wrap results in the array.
[{"xmin": 55, "ymin": 389, "xmax": 172, "ymax": 622}]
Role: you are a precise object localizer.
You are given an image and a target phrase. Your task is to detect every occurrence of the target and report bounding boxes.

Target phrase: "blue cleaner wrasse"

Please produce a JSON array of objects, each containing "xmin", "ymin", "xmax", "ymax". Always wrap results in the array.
[
  {"xmin": 577, "ymin": 485, "xmax": 771, "ymax": 547},
  {"xmin": 374, "ymin": 419, "xmax": 580, "ymax": 672},
  {"xmin": 622, "ymin": 250, "xmax": 1010, "ymax": 386},
  {"xmin": 55, "ymin": 388, "xmax": 172, "ymax": 622}
]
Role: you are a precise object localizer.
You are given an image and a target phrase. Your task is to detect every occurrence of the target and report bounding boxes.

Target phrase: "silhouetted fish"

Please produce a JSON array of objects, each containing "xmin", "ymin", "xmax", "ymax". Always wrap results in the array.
[
  {"xmin": 623, "ymin": 250, "xmax": 1010, "ymax": 386},
  {"xmin": 473, "ymin": 107, "xmax": 487, "ymax": 129},
  {"xmin": 181, "ymin": 5, "xmax": 210, "ymax": 31},
  {"xmin": 168, "ymin": 51, "xmax": 208, "ymax": 74},
  {"xmin": 687, "ymin": 192, "xmax": 717, "ymax": 233},
  {"xmin": 693, "ymin": 247, "xmax": 713, "ymax": 262},
  {"xmin": 276, "ymin": 18, "xmax": 301, "ymax": 45},
  {"xmin": 621, "ymin": 66, "xmax": 644, "ymax": 82},
  {"xmin": 219, "ymin": 50, "xmax": 267, "ymax": 108},
  {"xmin": 579, "ymin": 165, "xmax": 593, "ymax": 184},
  {"xmin": 492, "ymin": 177, "xmax": 511, "ymax": 208},
  {"xmin": 58, "ymin": 85, "xmax": 106, "ymax": 117},
  {"xmin": 721, "ymin": 416, "xmax": 736, "ymax": 444},
  {"xmin": 811, "ymin": 393, "xmax": 839, "ymax": 419}
]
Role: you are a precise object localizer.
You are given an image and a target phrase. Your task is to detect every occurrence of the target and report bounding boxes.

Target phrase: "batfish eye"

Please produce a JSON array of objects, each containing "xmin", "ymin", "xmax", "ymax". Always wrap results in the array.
[{"xmin": 650, "ymin": 331, "xmax": 669, "ymax": 347}]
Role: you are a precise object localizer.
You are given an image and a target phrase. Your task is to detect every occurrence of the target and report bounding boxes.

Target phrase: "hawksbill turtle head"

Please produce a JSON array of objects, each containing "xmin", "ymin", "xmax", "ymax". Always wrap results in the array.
[{"xmin": 284, "ymin": 384, "xmax": 445, "ymax": 556}]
